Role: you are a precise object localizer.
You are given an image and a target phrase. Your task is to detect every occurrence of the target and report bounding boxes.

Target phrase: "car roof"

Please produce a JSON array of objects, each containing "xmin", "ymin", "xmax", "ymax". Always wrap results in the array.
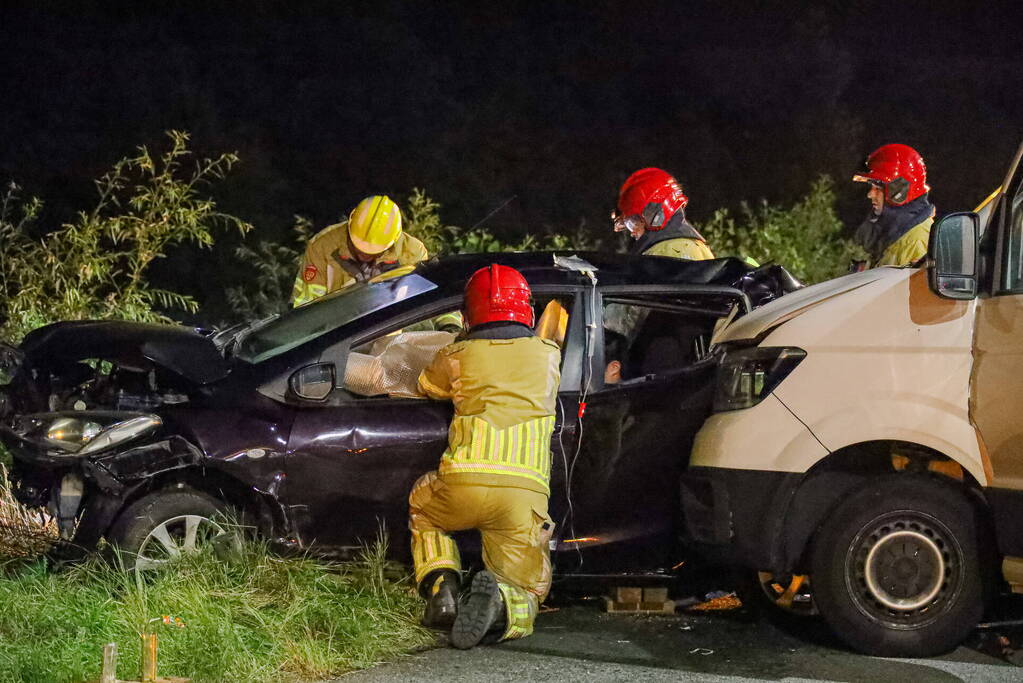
[{"xmin": 416, "ymin": 251, "xmax": 753, "ymax": 292}]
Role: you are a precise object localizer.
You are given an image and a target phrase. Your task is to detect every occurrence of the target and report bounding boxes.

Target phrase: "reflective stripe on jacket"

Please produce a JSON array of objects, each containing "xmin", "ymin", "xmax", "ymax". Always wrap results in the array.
[
  {"xmin": 291, "ymin": 222, "xmax": 428, "ymax": 306},
  {"xmin": 642, "ymin": 237, "xmax": 715, "ymax": 261},
  {"xmin": 418, "ymin": 336, "xmax": 561, "ymax": 494},
  {"xmin": 876, "ymin": 216, "xmax": 932, "ymax": 267}
]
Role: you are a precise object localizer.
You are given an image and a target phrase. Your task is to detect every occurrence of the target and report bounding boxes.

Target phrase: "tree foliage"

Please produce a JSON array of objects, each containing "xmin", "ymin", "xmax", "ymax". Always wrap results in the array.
[
  {"xmin": 0, "ymin": 132, "xmax": 251, "ymax": 343},
  {"xmin": 698, "ymin": 176, "xmax": 867, "ymax": 284}
]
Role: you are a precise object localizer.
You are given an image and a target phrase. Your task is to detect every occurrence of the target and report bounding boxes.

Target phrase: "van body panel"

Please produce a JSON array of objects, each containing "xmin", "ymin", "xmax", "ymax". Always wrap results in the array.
[
  {"xmin": 713, "ymin": 268, "xmax": 893, "ymax": 345},
  {"xmin": 971, "ymin": 294, "xmax": 1023, "ymax": 489},
  {"xmin": 756, "ymin": 268, "xmax": 985, "ymax": 483},
  {"xmin": 690, "ymin": 394, "xmax": 829, "ymax": 472}
]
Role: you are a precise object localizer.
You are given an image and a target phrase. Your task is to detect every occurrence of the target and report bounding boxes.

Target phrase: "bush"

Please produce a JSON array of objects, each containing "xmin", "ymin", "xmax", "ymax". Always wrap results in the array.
[
  {"xmin": 225, "ymin": 188, "xmax": 600, "ymax": 321},
  {"xmin": 699, "ymin": 176, "xmax": 867, "ymax": 284},
  {"xmin": 0, "ymin": 131, "xmax": 251, "ymax": 344}
]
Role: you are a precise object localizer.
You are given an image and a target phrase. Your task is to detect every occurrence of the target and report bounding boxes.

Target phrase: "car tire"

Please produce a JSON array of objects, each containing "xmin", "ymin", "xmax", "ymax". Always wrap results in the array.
[
  {"xmin": 108, "ymin": 487, "xmax": 240, "ymax": 571},
  {"xmin": 811, "ymin": 473, "xmax": 990, "ymax": 657}
]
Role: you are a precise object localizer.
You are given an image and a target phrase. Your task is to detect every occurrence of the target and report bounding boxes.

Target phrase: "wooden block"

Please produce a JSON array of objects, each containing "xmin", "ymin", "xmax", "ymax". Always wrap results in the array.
[
  {"xmin": 612, "ymin": 586, "xmax": 642, "ymax": 603},
  {"xmin": 643, "ymin": 587, "xmax": 669, "ymax": 603},
  {"xmin": 603, "ymin": 596, "xmax": 675, "ymax": 614}
]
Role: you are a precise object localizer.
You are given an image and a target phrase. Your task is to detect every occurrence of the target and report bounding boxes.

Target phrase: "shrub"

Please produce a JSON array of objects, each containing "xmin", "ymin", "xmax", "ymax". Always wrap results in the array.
[
  {"xmin": 225, "ymin": 188, "xmax": 600, "ymax": 321},
  {"xmin": 0, "ymin": 131, "xmax": 251, "ymax": 344},
  {"xmin": 699, "ymin": 176, "xmax": 867, "ymax": 284}
]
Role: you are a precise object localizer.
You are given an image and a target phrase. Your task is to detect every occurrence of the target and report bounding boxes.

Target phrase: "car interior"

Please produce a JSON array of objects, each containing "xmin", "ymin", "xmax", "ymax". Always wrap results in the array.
[{"xmin": 342, "ymin": 295, "xmax": 576, "ymax": 399}]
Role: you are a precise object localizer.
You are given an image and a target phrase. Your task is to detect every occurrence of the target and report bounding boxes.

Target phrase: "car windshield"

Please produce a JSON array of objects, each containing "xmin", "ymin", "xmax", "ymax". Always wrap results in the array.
[{"xmin": 234, "ymin": 273, "xmax": 438, "ymax": 364}]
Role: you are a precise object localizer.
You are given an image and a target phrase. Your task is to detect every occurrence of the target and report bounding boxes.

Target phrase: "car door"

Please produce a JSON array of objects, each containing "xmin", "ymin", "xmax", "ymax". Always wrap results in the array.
[
  {"xmin": 555, "ymin": 287, "xmax": 737, "ymax": 574},
  {"xmin": 971, "ymin": 143, "xmax": 1023, "ymax": 491},
  {"xmin": 284, "ymin": 289, "xmax": 585, "ymax": 558}
]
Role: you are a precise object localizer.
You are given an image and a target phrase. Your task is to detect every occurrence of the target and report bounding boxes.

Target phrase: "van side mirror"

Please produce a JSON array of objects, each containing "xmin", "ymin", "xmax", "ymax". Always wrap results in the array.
[
  {"xmin": 289, "ymin": 363, "xmax": 336, "ymax": 401},
  {"xmin": 928, "ymin": 212, "xmax": 979, "ymax": 300}
]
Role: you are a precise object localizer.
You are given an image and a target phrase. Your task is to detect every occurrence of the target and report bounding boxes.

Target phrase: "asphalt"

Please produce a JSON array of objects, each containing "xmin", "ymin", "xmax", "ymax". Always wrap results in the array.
[{"xmin": 337, "ymin": 598, "xmax": 1023, "ymax": 682}]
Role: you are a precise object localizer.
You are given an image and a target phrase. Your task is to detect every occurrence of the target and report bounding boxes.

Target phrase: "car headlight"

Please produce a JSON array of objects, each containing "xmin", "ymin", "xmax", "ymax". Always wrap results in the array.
[
  {"xmin": 713, "ymin": 346, "xmax": 806, "ymax": 412},
  {"xmin": 8, "ymin": 412, "xmax": 161, "ymax": 455}
]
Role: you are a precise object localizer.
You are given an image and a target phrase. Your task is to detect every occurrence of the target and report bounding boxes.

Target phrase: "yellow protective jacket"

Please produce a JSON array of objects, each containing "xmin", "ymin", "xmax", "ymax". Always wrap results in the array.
[
  {"xmin": 291, "ymin": 222, "xmax": 428, "ymax": 306},
  {"xmin": 875, "ymin": 216, "xmax": 933, "ymax": 267},
  {"xmin": 642, "ymin": 237, "xmax": 715, "ymax": 261},
  {"xmin": 417, "ymin": 333, "xmax": 561, "ymax": 495}
]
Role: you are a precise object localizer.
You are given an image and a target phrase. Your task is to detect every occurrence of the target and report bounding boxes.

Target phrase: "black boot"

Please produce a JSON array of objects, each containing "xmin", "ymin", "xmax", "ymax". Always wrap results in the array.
[
  {"xmin": 420, "ymin": 570, "xmax": 460, "ymax": 630},
  {"xmin": 451, "ymin": 570, "xmax": 505, "ymax": 649}
]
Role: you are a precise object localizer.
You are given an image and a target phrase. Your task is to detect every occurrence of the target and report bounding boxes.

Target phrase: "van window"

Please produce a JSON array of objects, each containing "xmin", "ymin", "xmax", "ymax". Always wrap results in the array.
[{"xmin": 1004, "ymin": 183, "xmax": 1023, "ymax": 290}]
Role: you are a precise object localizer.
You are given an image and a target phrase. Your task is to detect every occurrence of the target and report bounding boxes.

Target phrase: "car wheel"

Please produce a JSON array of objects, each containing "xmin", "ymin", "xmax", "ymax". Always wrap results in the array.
[
  {"xmin": 108, "ymin": 488, "xmax": 240, "ymax": 571},
  {"xmin": 811, "ymin": 474, "xmax": 988, "ymax": 657}
]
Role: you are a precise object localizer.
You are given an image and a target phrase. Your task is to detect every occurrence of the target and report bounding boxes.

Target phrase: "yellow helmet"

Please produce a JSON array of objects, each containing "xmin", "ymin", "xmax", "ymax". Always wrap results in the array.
[{"xmin": 348, "ymin": 195, "xmax": 403, "ymax": 255}]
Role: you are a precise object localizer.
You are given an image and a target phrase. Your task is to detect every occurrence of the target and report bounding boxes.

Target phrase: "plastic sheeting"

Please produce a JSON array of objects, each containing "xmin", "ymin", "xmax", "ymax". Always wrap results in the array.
[{"xmin": 343, "ymin": 330, "xmax": 457, "ymax": 398}]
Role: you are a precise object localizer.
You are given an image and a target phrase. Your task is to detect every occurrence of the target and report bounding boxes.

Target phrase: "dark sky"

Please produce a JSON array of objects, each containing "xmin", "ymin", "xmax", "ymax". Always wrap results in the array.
[{"xmin": 1, "ymin": 2, "xmax": 1021, "ymax": 313}]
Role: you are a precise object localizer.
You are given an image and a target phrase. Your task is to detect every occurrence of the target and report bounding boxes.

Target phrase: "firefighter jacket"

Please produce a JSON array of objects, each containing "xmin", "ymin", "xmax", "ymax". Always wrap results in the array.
[
  {"xmin": 633, "ymin": 214, "xmax": 715, "ymax": 261},
  {"xmin": 291, "ymin": 222, "xmax": 428, "ymax": 306},
  {"xmin": 417, "ymin": 326, "xmax": 561, "ymax": 495},
  {"xmin": 875, "ymin": 217, "xmax": 933, "ymax": 267},
  {"xmin": 855, "ymin": 195, "xmax": 935, "ymax": 268}
]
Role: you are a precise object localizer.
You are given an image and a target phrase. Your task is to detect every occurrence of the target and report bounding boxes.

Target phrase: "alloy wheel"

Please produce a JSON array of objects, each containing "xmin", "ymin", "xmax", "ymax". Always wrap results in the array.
[{"xmin": 133, "ymin": 514, "xmax": 234, "ymax": 571}]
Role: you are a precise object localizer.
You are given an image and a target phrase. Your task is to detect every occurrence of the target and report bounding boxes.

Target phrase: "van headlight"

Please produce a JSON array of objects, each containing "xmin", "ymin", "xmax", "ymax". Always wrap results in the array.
[
  {"xmin": 8, "ymin": 412, "xmax": 161, "ymax": 455},
  {"xmin": 713, "ymin": 347, "xmax": 806, "ymax": 412}
]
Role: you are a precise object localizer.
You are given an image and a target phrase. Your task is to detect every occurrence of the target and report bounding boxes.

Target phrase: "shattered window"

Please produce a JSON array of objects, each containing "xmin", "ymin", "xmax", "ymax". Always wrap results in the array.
[{"xmin": 235, "ymin": 274, "xmax": 437, "ymax": 364}]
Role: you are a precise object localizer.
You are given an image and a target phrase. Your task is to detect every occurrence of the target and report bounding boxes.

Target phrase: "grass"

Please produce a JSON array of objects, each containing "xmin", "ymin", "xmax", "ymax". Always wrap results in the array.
[
  {"xmin": 0, "ymin": 457, "xmax": 434, "ymax": 681},
  {"xmin": 0, "ymin": 541, "xmax": 434, "ymax": 682}
]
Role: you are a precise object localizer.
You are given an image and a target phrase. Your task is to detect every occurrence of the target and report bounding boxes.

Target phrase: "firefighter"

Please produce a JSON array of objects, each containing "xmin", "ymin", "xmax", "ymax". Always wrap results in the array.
[
  {"xmin": 612, "ymin": 168, "xmax": 715, "ymax": 260},
  {"xmin": 291, "ymin": 195, "xmax": 428, "ymax": 306},
  {"xmin": 410, "ymin": 263, "xmax": 560, "ymax": 649},
  {"xmin": 852, "ymin": 143, "xmax": 935, "ymax": 267}
]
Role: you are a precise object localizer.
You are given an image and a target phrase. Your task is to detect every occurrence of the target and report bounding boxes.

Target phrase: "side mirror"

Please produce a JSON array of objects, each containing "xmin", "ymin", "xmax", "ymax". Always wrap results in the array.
[
  {"xmin": 289, "ymin": 363, "xmax": 336, "ymax": 401},
  {"xmin": 928, "ymin": 212, "xmax": 979, "ymax": 300}
]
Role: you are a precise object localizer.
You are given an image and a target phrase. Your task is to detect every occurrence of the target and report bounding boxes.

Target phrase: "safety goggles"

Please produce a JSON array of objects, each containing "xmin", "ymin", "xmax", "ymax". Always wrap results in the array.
[{"xmin": 610, "ymin": 210, "xmax": 648, "ymax": 236}]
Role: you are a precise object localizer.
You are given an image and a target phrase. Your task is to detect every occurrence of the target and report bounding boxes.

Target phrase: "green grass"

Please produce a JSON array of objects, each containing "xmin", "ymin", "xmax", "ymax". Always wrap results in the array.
[{"xmin": 0, "ymin": 540, "xmax": 434, "ymax": 682}]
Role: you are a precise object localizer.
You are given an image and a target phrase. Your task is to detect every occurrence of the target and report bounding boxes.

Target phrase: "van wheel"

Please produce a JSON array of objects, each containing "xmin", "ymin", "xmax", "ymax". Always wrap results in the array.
[
  {"xmin": 811, "ymin": 474, "xmax": 988, "ymax": 657},
  {"xmin": 108, "ymin": 488, "xmax": 241, "ymax": 571}
]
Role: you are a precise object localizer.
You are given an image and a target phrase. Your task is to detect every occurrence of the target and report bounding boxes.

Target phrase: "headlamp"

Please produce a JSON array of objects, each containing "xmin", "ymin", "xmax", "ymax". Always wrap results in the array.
[
  {"xmin": 713, "ymin": 347, "xmax": 806, "ymax": 412},
  {"xmin": 8, "ymin": 412, "xmax": 161, "ymax": 455}
]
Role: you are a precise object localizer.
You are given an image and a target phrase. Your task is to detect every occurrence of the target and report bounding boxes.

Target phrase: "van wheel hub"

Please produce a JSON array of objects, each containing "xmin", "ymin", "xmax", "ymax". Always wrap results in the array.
[{"xmin": 847, "ymin": 512, "xmax": 961, "ymax": 627}]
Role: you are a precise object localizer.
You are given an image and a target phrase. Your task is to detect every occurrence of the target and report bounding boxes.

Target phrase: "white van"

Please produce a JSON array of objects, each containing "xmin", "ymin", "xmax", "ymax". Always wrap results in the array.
[{"xmin": 682, "ymin": 142, "xmax": 1023, "ymax": 657}]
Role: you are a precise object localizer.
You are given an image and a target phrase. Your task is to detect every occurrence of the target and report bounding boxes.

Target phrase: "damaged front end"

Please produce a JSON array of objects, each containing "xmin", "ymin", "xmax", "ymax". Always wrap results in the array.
[
  {"xmin": 0, "ymin": 322, "xmax": 228, "ymax": 554},
  {"xmin": 1, "ymin": 410, "xmax": 202, "ymax": 549}
]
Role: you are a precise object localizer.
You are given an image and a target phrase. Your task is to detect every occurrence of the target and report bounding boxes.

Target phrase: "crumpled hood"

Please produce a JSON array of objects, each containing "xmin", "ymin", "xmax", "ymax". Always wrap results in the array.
[
  {"xmin": 19, "ymin": 320, "xmax": 229, "ymax": 385},
  {"xmin": 712, "ymin": 268, "xmax": 897, "ymax": 345}
]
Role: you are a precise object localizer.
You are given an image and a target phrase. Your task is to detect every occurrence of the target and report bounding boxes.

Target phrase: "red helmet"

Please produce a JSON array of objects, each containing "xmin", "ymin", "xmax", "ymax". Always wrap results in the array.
[
  {"xmin": 615, "ymin": 167, "xmax": 688, "ymax": 231},
  {"xmin": 852, "ymin": 143, "xmax": 930, "ymax": 206},
  {"xmin": 464, "ymin": 264, "xmax": 534, "ymax": 328}
]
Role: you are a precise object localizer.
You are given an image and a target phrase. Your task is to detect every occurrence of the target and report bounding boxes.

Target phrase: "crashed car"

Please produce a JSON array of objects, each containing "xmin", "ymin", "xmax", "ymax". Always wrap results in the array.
[{"xmin": 0, "ymin": 252, "xmax": 799, "ymax": 572}]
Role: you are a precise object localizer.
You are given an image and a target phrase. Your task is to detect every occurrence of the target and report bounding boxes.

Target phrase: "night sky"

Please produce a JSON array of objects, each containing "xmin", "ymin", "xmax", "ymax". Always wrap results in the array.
[{"xmin": 2, "ymin": 2, "xmax": 1021, "ymax": 316}]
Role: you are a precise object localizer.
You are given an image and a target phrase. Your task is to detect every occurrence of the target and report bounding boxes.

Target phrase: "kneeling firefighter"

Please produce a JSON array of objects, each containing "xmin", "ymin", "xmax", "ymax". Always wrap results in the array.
[{"xmin": 410, "ymin": 263, "xmax": 560, "ymax": 649}]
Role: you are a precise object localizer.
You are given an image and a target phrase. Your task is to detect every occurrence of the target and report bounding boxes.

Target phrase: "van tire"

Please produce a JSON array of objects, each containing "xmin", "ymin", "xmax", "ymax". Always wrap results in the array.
[{"xmin": 810, "ymin": 473, "xmax": 989, "ymax": 657}]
